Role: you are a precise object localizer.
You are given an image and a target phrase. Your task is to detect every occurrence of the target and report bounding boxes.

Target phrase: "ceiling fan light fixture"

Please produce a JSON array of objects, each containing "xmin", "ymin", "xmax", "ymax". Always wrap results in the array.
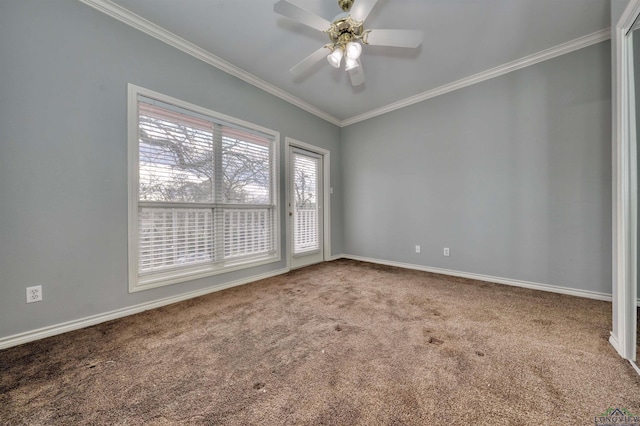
[
  {"xmin": 346, "ymin": 41, "xmax": 362, "ymax": 59},
  {"xmin": 276, "ymin": 0, "xmax": 424, "ymax": 86},
  {"xmin": 327, "ymin": 48, "xmax": 344, "ymax": 68},
  {"xmin": 345, "ymin": 56, "xmax": 359, "ymax": 71}
]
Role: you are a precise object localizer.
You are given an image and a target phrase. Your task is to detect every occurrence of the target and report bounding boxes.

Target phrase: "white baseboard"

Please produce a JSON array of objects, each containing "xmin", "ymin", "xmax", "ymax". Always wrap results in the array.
[
  {"xmin": 608, "ymin": 330, "xmax": 636, "ymax": 367},
  {"xmin": 0, "ymin": 256, "xmax": 631, "ymax": 351},
  {"xmin": 0, "ymin": 267, "xmax": 289, "ymax": 350},
  {"xmin": 341, "ymin": 254, "xmax": 613, "ymax": 302},
  {"xmin": 610, "ymin": 333, "xmax": 622, "ymax": 356},
  {"xmin": 609, "ymin": 334, "xmax": 639, "ymax": 374}
]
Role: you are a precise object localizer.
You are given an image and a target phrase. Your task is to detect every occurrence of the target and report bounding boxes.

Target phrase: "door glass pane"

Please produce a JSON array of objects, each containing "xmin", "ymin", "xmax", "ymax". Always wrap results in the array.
[{"xmin": 293, "ymin": 152, "xmax": 319, "ymax": 254}]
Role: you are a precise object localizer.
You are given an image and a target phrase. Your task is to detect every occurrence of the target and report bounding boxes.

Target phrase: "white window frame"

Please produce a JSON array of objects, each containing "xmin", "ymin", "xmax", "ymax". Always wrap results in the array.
[{"xmin": 127, "ymin": 84, "xmax": 280, "ymax": 292}]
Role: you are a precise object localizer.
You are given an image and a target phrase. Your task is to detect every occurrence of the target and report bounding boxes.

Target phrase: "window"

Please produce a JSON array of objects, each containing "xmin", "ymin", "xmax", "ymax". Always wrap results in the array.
[
  {"xmin": 128, "ymin": 85, "xmax": 279, "ymax": 291},
  {"xmin": 292, "ymin": 151, "xmax": 320, "ymax": 255}
]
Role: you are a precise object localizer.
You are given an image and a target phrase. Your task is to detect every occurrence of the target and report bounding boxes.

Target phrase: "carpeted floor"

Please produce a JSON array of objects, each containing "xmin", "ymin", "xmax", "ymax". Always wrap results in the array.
[{"xmin": 1, "ymin": 259, "xmax": 639, "ymax": 425}]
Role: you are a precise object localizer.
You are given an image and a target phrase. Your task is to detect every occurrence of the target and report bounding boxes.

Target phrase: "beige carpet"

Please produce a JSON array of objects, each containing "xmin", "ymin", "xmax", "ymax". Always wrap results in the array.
[{"xmin": 1, "ymin": 259, "xmax": 639, "ymax": 425}]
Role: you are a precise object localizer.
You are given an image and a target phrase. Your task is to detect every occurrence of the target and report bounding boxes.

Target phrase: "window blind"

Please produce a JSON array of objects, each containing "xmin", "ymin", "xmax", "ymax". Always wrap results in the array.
[
  {"xmin": 134, "ymin": 93, "xmax": 277, "ymax": 281},
  {"xmin": 292, "ymin": 153, "xmax": 319, "ymax": 255},
  {"xmin": 138, "ymin": 207, "xmax": 214, "ymax": 274}
]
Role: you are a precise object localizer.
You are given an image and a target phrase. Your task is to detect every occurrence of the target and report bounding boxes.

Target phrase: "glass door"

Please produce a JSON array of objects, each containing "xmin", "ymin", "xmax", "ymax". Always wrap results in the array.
[{"xmin": 289, "ymin": 147, "xmax": 324, "ymax": 269}]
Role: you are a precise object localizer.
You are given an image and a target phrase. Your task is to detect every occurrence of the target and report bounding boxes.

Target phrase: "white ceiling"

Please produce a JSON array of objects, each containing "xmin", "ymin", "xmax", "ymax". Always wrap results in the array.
[{"xmin": 99, "ymin": 0, "xmax": 610, "ymax": 124}]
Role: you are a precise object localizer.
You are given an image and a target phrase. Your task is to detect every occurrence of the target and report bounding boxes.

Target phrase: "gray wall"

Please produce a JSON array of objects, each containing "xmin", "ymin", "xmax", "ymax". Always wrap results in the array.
[
  {"xmin": 0, "ymin": 0, "xmax": 616, "ymax": 342},
  {"xmin": 0, "ymin": 0, "xmax": 342, "ymax": 339},
  {"xmin": 612, "ymin": 0, "xmax": 631, "ymax": 27},
  {"xmin": 341, "ymin": 41, "xmax": 612, "ymax": 294}
]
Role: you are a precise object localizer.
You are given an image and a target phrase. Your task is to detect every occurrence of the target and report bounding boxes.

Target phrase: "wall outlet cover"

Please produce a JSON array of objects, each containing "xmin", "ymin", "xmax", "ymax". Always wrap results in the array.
[{"xmin": 26, "ymin": 285, "xmax": 42, "ymax": 303}]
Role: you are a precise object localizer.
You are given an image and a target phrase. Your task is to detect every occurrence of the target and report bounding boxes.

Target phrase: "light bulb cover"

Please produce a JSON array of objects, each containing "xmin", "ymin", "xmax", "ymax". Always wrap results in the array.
[
  {"xmin": 346, "ymin": 41, "xmax": 362, "ymax": 59},
  {"xmin": 345, "ymin": 57, "xmax": 359, "ymax": 71},
  {"xmin": 327, "ymin": 48, "xmax": 344, "ymax": 68}
]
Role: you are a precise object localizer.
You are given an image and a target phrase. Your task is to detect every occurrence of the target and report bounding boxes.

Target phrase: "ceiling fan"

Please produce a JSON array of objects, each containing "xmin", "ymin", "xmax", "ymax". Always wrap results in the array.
[{"xmin": 274, "ymin": 0, "xmax": 423, "ymax": 86}]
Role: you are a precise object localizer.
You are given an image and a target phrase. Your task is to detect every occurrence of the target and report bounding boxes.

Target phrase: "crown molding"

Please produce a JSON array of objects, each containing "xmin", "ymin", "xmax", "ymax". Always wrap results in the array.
[
  {"xmin": 78, "ymin": 0, "xmax": 342, "ymax": 126},
  {"xmin": 78, "ymin": 0, "xmax": 610, "ymax": 129},
  {"xmin": 340, "ymin": 28, "xmax": 611, "ymax": 127}
]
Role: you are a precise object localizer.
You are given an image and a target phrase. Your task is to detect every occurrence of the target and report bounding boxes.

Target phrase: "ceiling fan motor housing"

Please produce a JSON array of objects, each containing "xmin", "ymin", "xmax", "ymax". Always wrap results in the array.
[{"xmin": 326, "ymin": 15, "xmax": 364, "ymax": 48}]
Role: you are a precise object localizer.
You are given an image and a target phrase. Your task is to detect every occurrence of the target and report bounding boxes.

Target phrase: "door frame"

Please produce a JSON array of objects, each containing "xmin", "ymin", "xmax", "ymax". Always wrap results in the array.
[
  {"xmin": 285, "ymin": 137, "xmax": 331, "ymax": 269},
  {"xmin": 613, "ymin": 0, "xmax": 640, "ymax": 367}
]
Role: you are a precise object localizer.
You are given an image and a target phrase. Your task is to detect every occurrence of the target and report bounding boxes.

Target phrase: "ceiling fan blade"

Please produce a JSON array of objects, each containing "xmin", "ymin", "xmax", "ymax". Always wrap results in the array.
[
  {"xmin": 290, "ymin": 45, "xmax": 330, "ymax": 76},
  {"xmin": 274, "ymin": 0, "xmax": 331, "ymax": 32},
  {"xmin": 349, "ymin": 0, "xmax": 378, "ymax": 23},
  {"xmin": 364, "ymin": 29, "xmax": 423, "ymax": 48},
  {"xmin": 348, "ymin": 60, "xmax": 365, "ymax": 86}
]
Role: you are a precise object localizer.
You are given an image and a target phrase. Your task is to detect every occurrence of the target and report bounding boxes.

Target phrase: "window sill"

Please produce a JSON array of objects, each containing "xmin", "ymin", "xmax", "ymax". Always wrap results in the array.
[{"xmin": 129, "ymin": 254, "xmax": 280, "ymax": 293}]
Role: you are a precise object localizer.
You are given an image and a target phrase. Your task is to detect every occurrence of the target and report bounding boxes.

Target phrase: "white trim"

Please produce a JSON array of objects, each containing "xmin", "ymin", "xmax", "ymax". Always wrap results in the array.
[
  {"xmin": 631, "ymin": 361, "xmax": 640, "ymax": 376},
  {"xmin": 127, "ymin": 84, "xmax": 281, "ymax": 292},
  {"xmin": 0, "ymin": 267, "xmax": 289, "ymax": 350},
  {"xmin": 78, "ymin": 0, "xmax": 341, "ymax": 126},
  {"xmin": 134, "ymin": 256, "xmax": 281, "ymax": 292},
  {"xmin": 127, "ymin": 83, "xmax": 139, "ymax": 292},
  {"xmin": 80, "ymin": 0, "xmax": 610, "ymax": 128},
  {"xmin": 620, "ymin": 2, "xmax": 640, "ymax": 35},
  {"xmin": 342, "ymin": 255, "xmax": 613, "ymax": 302},
  {"xmin": 341, "ymin": 28, "xmax": 611, "ymax": 126},
  {"xmin": 285, "ymin": 138, "xmax": 332, "ymax": 269},
  {"xmin": 609, "ymin": 333, "xmax": 622, "ymax": 354},
  {"xmin": 612, "ymin": 0, "xmax": 640, "ymax": 361},
  {"xmin": 1, "ymin": 254, "xmax": 627, "ymax": 351}
]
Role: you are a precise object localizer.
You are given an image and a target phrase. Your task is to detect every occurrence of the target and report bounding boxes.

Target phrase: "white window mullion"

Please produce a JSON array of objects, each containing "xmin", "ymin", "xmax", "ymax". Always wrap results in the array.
[
  {"xmin": 195, "ymin": 210, "xmax": 200, "ymax": 261},
  {"xmin": 172, "ymin": 210, "xmax": 178, "ymax": 268},
  {"xmin": 214, "ymin": 124, "xmax": 225, "ymax": 263},
  {"xmin": 249, "ymin": 211, "xmax": 254, "ymax": 254}
]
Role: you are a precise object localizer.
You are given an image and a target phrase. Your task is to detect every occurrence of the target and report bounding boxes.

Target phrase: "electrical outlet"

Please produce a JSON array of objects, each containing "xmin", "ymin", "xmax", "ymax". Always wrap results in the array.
[
  {"xmin": 26, "ymin": 286, "xmax": 42, "ymax": 303},
  {"xmin": 443, "ymin": 248, "xmax": 450, "ymax": 257},
  {"xmin": 415, "ymin": 245, "xmax": 421, "ymax": 254}
]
